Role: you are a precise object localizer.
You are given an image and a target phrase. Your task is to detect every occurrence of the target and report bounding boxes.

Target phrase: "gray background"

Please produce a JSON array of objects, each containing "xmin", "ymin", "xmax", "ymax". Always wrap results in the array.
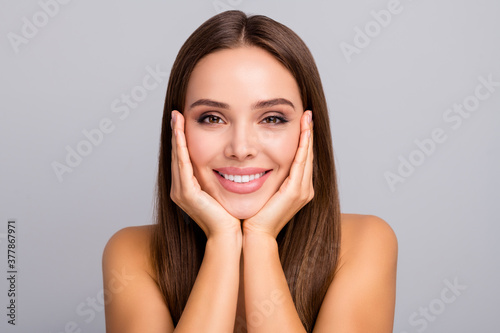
[{"xmin": 1, "ymin": 0, "xmax": 498, "ymax": 332}]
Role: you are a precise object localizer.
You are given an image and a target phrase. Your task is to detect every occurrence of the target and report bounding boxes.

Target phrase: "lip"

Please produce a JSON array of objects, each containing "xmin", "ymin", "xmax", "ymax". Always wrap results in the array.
[
  {"xmin": 214, "ymin": 167, "xmax": 269, "ymax": 175},
  {"xmin": 213, "ymin": 167, "xmax": 272, "ymax": 194}
]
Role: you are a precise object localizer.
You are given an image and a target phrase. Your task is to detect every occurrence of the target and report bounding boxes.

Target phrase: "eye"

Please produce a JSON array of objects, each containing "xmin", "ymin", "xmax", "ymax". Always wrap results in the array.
[
  {"xmin": 261, "ymin": 115, "xmax": 288, "ymax": 124},
  {"xmin": 198, "ymin": 114, "xmax": 224, "ymax": 124}
]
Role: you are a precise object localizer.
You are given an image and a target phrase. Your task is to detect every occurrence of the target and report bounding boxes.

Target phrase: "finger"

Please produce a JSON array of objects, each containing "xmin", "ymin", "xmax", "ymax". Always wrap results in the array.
[
  {"xmin": 303, "ymin": 110, "xmax": 314, "ymax": 185},
  {"xmin": 287, "ymin": 111, "xmax": 311, "ymax": 186},
  {"xmin": 170, "ymin": 110, "xmax": 191, "ymax": 198},
  {"xmin": 172, "ymin": 112, "xmax": 196, "ymax": 192},
  {"xmin": 171, "ymin": 111, "xmax": 180, "ymax": 188}
]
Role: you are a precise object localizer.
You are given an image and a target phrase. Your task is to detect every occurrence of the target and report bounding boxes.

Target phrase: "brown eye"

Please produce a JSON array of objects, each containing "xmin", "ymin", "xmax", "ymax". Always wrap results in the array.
[
  {"xmin": 207, "ymin": 115, "xmax": 222, "ymax": 123},
  {"xmin": 262, "ymin": 116, "xmax": 287, "ymax": 124},
  {"xmin": 198, "ymin": 115, "xmax": 223, "ymax": 124}
]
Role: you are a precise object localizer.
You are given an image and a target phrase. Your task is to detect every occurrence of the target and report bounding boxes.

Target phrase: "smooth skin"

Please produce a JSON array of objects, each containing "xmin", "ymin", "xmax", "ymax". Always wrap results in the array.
[{"xmin": 102, "ymin": 47, "xmax": 398, "ymax": 332}]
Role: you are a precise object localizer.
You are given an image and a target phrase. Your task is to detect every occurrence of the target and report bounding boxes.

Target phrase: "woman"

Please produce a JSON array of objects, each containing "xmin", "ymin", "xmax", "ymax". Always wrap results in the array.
[{"xmin": 102, "ymin": 10, "xmax": 397, "ymax": 333}]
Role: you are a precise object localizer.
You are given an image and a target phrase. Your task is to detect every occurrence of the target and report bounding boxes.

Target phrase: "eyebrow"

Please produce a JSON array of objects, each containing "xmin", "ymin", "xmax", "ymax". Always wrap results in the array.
[
  {"xmin": 253, "ymin": 98, "xmax": 295, "ymax": 110},
  {"xmin": 188, "ymin": 98, "xmax": 295, "ymax": 110},
  {"xmin": 189, "ymin": 99, "xmax": 229, "ymax": 109}
]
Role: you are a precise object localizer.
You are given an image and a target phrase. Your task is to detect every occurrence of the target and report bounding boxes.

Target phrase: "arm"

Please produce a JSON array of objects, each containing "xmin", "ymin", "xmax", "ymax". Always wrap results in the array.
[
  {"xmin": 242, "ymin": 230, "xmax": 306, "ymax": 332},
  {"xmin": 175, "ymin": 232, "xmax": 242, "ymax": 332}
]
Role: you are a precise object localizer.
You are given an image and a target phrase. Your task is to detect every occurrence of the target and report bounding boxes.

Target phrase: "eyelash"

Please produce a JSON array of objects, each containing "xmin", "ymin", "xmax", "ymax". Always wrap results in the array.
[
  {"xmin": 197, "ymin": 114, "xmax": 289, "ymax": 125},
  {"xmin": 262, "ymin": 115, "xmax": 288, "ymax": 124},
  {"xmin": 197, "ymin": 115, "xmax": 223, "ymax": 124}
]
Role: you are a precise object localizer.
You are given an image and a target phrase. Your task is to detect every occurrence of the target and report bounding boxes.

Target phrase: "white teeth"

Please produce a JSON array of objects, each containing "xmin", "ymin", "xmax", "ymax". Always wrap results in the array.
[{"xmin": 218, "ymin": 171, "xmax": 266, "ymax": 183}]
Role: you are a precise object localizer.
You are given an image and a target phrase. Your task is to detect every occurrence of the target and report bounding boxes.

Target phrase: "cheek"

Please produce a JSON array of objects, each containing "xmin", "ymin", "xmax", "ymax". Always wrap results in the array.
[
  {"xmin": 257, "ymin": 128, "xmax": 300, "ymax": 170},
  {"xmin": 184, "ymin": 127, "xmax": 216, "ymax": 174}
]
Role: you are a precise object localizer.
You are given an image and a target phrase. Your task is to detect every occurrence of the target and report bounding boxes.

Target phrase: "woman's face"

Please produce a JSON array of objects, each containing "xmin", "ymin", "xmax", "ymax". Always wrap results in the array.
[{"xmin": 183, "ymin": 46, "xmax": 304, "ymax": 219}]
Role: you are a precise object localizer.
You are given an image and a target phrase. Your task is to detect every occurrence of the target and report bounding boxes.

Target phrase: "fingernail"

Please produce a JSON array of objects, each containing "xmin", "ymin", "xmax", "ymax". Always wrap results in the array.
[{"xmin": 308, "ymin": 112, "xmax": 312, "ymax": 124}]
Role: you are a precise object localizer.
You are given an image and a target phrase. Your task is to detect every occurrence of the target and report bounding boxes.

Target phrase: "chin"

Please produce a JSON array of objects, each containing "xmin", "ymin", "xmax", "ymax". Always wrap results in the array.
[
  {"xmin": 226, "ymin": 206, "xmax": 259, "ymax": 220},
  {"xmin": 223, "ymin": 198, "xmax": 267, "ymax": 220}
]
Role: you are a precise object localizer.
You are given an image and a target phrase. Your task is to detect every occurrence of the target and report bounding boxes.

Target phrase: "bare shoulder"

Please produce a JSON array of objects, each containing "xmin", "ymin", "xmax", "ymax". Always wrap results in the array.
[
  {"xmin": 102, "ymin": 224, "xmax": 156, "ymax": 278},
  {"xmin": 313, "ymin": 214, "xmax": 398, "ymax": 332},
  {"xmin": 102, "ymin": 225, "xmax": 173, "ymax": 332},
  {"xmin": 338, "ymin": 213, "xmax": 398, "ymax": 266}
]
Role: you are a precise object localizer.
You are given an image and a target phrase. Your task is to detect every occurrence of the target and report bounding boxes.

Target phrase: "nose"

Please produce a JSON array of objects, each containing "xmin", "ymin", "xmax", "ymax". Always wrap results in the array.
[{"xmin": 224, "ymin": 122, "xmax": 258, "ymax": 160}]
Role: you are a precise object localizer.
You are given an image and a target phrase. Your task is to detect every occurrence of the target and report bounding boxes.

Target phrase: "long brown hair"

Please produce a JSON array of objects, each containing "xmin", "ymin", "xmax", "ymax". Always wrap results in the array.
[{"xmin": 151, "ymin": 10, "xmax": 341, "ymax": 331}]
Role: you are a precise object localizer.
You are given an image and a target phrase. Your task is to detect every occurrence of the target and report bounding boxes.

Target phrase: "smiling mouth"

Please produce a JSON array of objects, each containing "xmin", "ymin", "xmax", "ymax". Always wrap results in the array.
[{"xmin": 215, "ymin": 170, "xmax": 271, "ymax": 183}]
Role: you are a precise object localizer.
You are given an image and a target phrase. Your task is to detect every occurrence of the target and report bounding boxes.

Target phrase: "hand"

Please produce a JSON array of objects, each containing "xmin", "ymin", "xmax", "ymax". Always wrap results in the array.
[
  {"xmin": 170, "ymin": 110, "xmax": 241, "ymax": 239},
  {"xmin": 242, "ymin": 110, "xmax": 314, "ymax": 239}
]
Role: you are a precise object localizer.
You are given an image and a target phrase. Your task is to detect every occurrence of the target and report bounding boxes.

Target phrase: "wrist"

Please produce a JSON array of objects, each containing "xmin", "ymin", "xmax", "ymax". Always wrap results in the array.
[
  {"xmin": 242, "ymin": 228, "xmax": 278, "ymax": 254},
  {"xmin": 207, "ymin": 228, "xmax": 243, "ymax": 248},
  {"xmin": 242, "ymin": 226, "xmax": 277, "ymax": 242},
  {"xmin": 242, "ymin": 221, "xmax": 277, "ymax": 240}
]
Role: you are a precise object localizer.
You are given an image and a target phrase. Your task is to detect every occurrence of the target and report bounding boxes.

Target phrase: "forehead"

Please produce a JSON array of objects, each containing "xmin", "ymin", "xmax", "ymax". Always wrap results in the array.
[{"xmin": 185, "ymin": 46, "xmax": 302, "ymax": 110}]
